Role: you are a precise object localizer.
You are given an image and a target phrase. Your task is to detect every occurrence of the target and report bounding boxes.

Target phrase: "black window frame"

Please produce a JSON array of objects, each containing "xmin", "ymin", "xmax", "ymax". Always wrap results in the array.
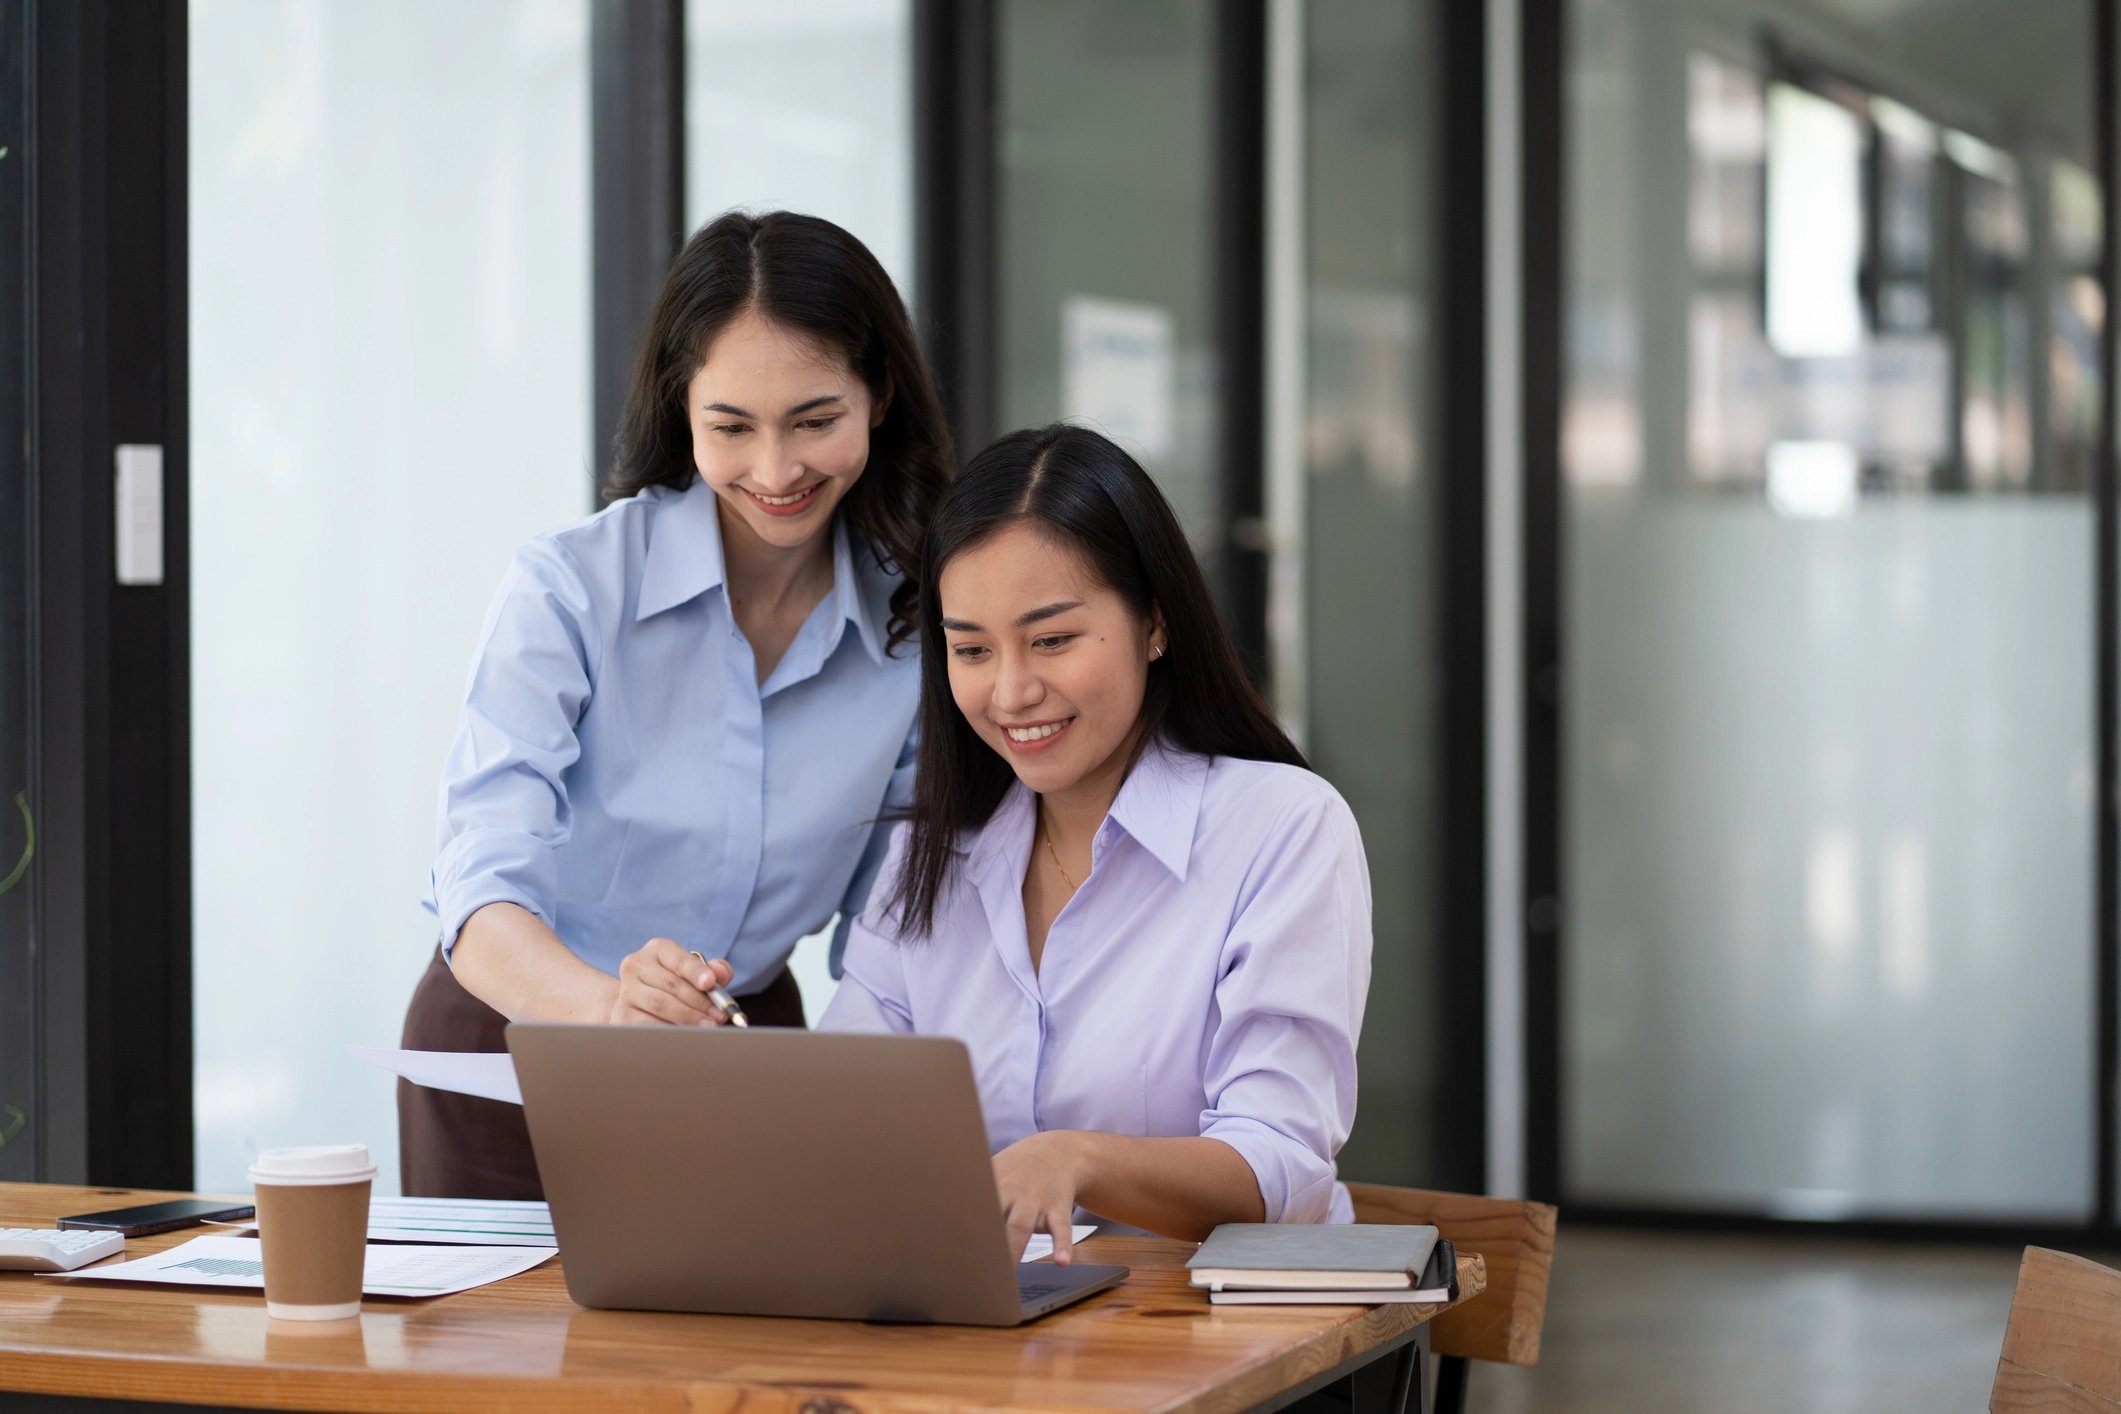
[{"xmin": 26, "ymin": 0, "xmax": 192, "ymax": 1188}]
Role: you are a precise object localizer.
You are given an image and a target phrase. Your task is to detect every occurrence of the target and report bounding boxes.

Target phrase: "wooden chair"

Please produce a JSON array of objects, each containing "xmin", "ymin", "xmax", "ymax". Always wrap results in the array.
[
  {"xmin": 1990, "ymin": 1246, "xmax": 2121, "ymax": 1411},
  {"xmin": 1346, "ymin": 1183, "xmax": 1558, "ymax": 1414}
]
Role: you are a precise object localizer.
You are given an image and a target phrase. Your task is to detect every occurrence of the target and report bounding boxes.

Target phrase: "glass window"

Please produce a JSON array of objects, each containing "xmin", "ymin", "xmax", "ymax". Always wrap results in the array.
[
  {"xmin": 683, "ymin": 0, "xmax": 914, "ymax": 302},
  {"xmin": 994, "ymin": 0, "xmax": 1222, "ymax": 574},
  {"xmin": 1301, "ymin": 0, "xmax": 1450, "ymax": 1186},
  {"xmin": 189, "ymin": 0, "xmax": 593, "ymax": 1195}
]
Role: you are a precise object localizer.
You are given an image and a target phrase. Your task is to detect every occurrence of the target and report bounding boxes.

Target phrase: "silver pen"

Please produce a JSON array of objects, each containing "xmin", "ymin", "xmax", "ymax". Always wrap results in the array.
[{"xmin": 688, "ymin": 950, "xmax": 750, "ymax": 1027}]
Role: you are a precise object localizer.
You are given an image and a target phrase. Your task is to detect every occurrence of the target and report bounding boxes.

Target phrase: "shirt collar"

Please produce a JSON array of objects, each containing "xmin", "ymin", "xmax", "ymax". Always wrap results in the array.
[
  {"xmin": 1102, "ymin": 740, "xmax": 1207, "ymax": 882},
  {"xmin": 635, "ymin": 479, "xmax": 728, "ymax": 622},
  {"xmin": 634, "ymin": 480, "xmax": 888, "ymax": 666},
  {"xmin": 963, "ymin": 739, "xmax": 1207, "ymax": 885},
  {"xmin": 965, "ymin": 780, "xmax": 1035, "ymax": 878},
  {"xmin": 828, "ymin": 519, "xmax": 888, "ymax": 666}
]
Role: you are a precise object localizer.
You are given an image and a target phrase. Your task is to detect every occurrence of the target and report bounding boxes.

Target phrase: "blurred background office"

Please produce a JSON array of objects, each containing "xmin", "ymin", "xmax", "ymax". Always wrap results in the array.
[{"xmin": 4, "ymin": 0, "xmax": 2115, "ymax": 1408}]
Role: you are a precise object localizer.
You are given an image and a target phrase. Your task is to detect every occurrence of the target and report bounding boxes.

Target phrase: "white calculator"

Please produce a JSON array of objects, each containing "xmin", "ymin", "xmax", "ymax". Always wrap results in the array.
[{"xmin": 0, "ymin": 1228, "xmax": 127, "ymax": 1272}]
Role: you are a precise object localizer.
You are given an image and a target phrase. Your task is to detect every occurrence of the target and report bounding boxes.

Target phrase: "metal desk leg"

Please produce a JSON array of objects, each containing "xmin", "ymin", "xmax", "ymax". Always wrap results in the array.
[
  {"xmin": 1345, "ymin": 1323, "xmax": 1430, "ymax": 1414},
  {"xmin": 1275, "ymin": 1322, "xmax": 1433, "ymax": 1414},
  {"xmin": 1432, "ymin": 1353, "xmax": 1470, "ymax": 1414}
]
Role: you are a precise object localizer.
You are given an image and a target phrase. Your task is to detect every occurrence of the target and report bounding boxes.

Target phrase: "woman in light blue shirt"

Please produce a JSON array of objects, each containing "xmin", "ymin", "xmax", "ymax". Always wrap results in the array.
[
  {"xmin": 818, "ymin": 424, "xmax": 1373, "ymax": 1261},
  {"xmin": 401, "ymin": 211, "xmax": 952, "ymax": 1198}
]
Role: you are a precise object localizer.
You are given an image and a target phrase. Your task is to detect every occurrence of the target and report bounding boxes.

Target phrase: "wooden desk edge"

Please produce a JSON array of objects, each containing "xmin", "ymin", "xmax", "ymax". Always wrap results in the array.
[{"xmin": 0, "ymin": 1185, "xmax": 1489, "ymax": 1414}]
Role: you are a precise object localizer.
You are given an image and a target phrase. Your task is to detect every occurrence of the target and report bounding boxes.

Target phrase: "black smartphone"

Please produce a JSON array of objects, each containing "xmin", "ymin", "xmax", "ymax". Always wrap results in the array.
[{"xmin": 57, "ymin": 1198, "xmax": 256, "ymax": 1237}]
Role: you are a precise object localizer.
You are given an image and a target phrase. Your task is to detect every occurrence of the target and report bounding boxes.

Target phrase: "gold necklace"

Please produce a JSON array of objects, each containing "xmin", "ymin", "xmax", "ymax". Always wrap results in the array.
[{"xmin": 1041, "ymin": 814, "xmax": 1080, "ymax": 892}]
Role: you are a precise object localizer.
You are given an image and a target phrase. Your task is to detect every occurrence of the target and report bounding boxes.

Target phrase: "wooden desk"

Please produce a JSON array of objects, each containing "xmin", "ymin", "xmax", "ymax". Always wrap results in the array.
[{"xmin": 0, "ymin": 1184, "xmax": 1485, "ymax": 1413}]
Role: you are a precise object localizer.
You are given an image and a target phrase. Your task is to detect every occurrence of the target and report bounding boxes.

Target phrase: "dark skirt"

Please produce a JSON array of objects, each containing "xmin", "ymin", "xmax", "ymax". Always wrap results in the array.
[{"xmin": 396, "ymin": 945, "xmax": 806, "ymax": 1199}]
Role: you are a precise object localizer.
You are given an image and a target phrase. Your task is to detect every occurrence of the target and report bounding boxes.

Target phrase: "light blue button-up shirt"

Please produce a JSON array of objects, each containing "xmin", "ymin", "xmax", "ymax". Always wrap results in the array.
[
  {"xmin": 821, "ymin": 743, "xmax": 1372, "ymax": 1225},
  {"xmin": 428, "ymin": 477, "xmax": 919, "ymax": 990}
]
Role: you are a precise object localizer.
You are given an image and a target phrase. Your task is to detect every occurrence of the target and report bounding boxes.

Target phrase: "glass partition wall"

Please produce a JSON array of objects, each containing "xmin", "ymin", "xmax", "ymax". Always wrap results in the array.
[
  {"xmin": 1300, "ymin": 0, "xmax": 1454, "ymax": 1188},
  {"xmin": 994, "ymin": 0, "xmax": 1224, "ymax": 568},
  {"xmin": 683, "ymin": 0, "xmax": 914, "ymax": 301},
  {"xmin": 1554, "ymin": 0, "xmax": 2107, "ymax": 1221},
  {"xmin": 988, "ymin": 0, "xmax": 1470, "ymax": 1189}
]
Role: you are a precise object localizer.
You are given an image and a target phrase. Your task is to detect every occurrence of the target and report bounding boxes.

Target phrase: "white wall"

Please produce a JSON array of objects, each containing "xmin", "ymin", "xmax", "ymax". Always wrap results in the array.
[{"xmin": 189, "ymin": 0, "xmax": 592, "ymax": 1195}]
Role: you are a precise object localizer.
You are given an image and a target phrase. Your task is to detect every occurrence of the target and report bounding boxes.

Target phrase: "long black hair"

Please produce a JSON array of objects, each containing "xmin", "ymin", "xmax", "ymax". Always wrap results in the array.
[
  {"xmin": 603, "ymin": 209, "xmax": 952, "ymax": 649},
  {"xmin": 889, "ymin": 423, "xmax": 1307, "ymax": 937}
]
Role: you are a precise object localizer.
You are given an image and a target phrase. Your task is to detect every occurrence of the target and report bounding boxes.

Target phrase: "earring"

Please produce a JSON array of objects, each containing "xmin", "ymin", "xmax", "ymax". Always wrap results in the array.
[{"xmin": 1152, "ymin": 643, "xmax": 1165, "ymax": 660}]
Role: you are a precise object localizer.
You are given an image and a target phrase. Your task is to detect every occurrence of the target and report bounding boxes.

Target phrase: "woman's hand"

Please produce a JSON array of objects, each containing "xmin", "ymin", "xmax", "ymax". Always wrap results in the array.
[
  {"xmin": 608, "ymin": 937, "xmax": 735, "ymax": 1026},
  {"xmin": 992, "ymin": 1130, "xmax": 1091, "ymax": 1264}
]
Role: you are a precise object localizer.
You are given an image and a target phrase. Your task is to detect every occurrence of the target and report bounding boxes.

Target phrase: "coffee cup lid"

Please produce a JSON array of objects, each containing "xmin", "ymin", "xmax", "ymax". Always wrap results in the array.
[{"xmin": 249, "ymin": 1144, "xmax": 378, "ymax": 1187}]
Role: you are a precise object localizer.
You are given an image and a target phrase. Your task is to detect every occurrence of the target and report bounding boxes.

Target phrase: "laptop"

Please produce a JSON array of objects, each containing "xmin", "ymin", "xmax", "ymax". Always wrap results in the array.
[{"xmin": 505, "ymin": 1023, "xmax": 1128, "ymax": 1325}]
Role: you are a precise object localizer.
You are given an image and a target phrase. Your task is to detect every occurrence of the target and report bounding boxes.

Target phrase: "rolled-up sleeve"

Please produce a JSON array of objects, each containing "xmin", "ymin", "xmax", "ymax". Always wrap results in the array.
[
  {"xmin": 1199, "ymin": 789, "xmax": 1373, "ymax": 1223},
  {"xmin": 429, "ymin": 537, "xmax": 600, "ymax": 958},
  {"xmin": 818, "ymin": 823, "xmax": 916, "ymax": 1034},
  {"xmin": 828, "ymin": 721, "xmax": 919, "ymax": 977}
]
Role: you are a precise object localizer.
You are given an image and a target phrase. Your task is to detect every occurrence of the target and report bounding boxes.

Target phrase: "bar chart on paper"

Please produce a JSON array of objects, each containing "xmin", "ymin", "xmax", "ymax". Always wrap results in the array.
[{"xmin": 166, "ymin": 1255, "xmax": 263, "ymax": 1277}]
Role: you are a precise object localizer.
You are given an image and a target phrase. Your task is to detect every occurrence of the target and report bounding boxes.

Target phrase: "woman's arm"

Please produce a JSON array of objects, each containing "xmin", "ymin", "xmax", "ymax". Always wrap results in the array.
[
  {"xmin": 451, "ymin": 902, "xmax": 736, "ymax": 1026},
  {"xmin": 430, "ymin": 538, "xmax": 598, "ymax": 1008},
  {"xmin": 450, "ymin": 903, "xmax": 613, "ymax": 1023},
  {"xmin": 991, "ymin": 1131, "xmax": 1262, "ymax": 1262},
  {"xmin": 1194, "ymin": 787, "xmax": 1371, "ymax": 1223}
]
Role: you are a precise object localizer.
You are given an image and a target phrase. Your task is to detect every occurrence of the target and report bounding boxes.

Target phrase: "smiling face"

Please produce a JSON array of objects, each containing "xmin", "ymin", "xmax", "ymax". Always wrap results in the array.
[
  {"xmin": 686, "ymin": 308, "xmax": 886, "ymax": 556},
  {"xmin": 938, "ymin": 521, "xmax": 1166, "ymax": 810}
]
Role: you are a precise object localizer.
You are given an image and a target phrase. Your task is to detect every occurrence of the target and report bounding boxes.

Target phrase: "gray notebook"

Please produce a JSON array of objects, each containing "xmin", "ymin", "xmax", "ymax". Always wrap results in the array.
[{"xmin": 1186, "ymin": 1223, "xmax": 1440, "ymax": 1290}]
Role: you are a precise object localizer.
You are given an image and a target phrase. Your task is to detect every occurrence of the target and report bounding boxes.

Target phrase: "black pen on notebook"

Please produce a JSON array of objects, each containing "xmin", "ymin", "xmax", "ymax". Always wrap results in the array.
[{"xmin": 688, "ymin": 950, "xmax": 750, "ymax": 1027}]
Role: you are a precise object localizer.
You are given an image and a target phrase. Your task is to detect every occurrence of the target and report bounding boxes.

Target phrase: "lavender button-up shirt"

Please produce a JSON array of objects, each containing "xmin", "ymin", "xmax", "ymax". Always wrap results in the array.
[{"xmin": 820, "ymin": 743, "xmax": 1372, "ymax": 1225}]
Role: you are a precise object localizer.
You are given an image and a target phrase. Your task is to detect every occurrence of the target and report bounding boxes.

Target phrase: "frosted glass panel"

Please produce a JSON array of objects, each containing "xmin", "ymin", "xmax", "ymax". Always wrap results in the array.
[
  {"xmin": 1566, "ymin": 501, "xmax": 2094, "ymax": 1217},
  {"xmin": 683, "ymin": 0, "xmax": 913, "ymax": 303},
  {"xmin": 1561, "ymin": 0, "xmax": 2100, "ymax": 1219},
  {"xmin": 190, "ymin": 0, "xmax": 591, "ymax": 1196}
]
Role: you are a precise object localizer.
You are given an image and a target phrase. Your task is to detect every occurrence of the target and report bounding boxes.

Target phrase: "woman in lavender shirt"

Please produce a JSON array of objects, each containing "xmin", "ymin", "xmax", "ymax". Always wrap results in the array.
[{"xmin": 816, "ymin": 423, "xmax": 1373, "ymax": 1262}]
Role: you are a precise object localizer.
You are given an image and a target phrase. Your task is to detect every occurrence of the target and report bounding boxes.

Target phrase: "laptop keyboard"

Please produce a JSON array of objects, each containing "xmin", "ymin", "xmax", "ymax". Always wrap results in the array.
[{"xmin": 1018, "ymin": 1277, "xmax": 1070, "ymax": 1300}]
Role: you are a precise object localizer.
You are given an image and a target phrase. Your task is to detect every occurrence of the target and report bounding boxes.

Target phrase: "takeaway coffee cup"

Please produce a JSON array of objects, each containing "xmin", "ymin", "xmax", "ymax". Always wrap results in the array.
[{"xmin": 248, "ymin": 1144, "xmax": 376, "ymax": 1321}]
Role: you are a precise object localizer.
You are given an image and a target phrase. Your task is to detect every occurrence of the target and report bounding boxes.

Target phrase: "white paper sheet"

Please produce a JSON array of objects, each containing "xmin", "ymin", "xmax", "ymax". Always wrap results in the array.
[
  {"xmin": 1022, "ymin": 1226, "xmax": 1097, "ymax": 1262},
  {"xmin": 49, "ymin": 1235, "xmax": 555, "ymax": 1298},
  {"xmin": 367, "ymin": 1197, "xmax": 554, "ymax": 1246},
  {"xmin": 348, "ymin": 1044, "xmax": 521, "ymax": 1104}
]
